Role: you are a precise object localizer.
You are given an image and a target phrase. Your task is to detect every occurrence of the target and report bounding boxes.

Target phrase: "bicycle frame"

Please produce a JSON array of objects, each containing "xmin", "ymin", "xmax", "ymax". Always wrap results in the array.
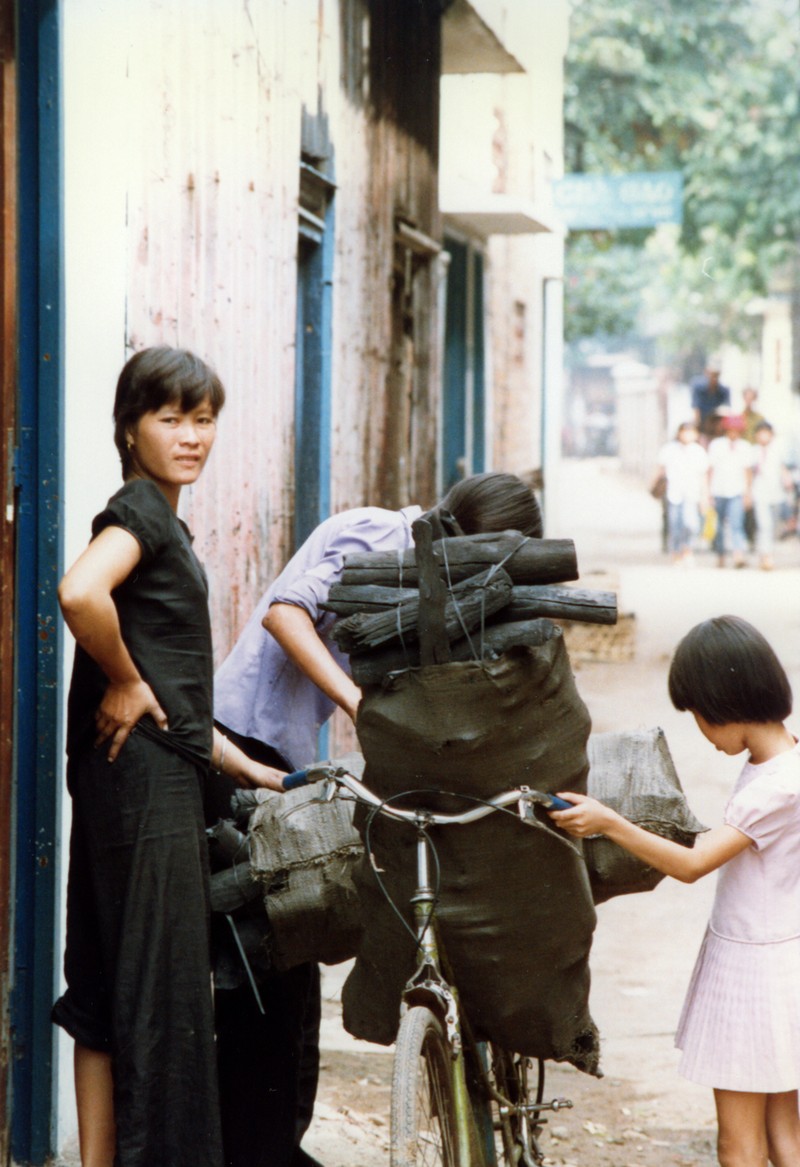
[
  {"xmin": 400, "ymin": 816, "xmax": 572, "ymax": 1167},
  {"xmin": 291, "ymin": 761, "xmax": 575, "ymax": 1167},
  {"xmin": 402, "ymin": 814, "xmax": 479, "ymax": 1166}
]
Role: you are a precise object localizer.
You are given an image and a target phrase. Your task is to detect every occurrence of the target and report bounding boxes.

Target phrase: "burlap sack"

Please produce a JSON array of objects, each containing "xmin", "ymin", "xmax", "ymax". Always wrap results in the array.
[
  {"xmin": 248, "ymin": 755, "xmax": 365, "ymax": 969},
  {"xmin": 342, "ymin": 624, "xmax": 601, "ymax": 1075},
  {"xmin": 584, "ymin": 727, "xmax": 707, "ymax": 903}
]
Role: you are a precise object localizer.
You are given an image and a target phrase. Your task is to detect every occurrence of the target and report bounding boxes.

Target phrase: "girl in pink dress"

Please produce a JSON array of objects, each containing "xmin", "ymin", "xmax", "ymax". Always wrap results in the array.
[{"xmin": 550, "ymin": 615, "xmax": 800, "ymax": 1167}]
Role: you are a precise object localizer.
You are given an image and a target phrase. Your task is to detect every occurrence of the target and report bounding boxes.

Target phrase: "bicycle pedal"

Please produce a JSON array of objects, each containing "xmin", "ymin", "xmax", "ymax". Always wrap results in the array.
[{"xmin": 550, "ymin": 1096, "xmax": 573, "ymax": 1111}]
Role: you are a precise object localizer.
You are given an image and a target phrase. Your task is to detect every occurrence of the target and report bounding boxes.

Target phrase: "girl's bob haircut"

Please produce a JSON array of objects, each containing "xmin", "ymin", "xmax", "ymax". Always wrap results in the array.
[
  {"xmin": 439, "ymin": 471, "xmax": 543, "ymax": 539},
  {"xmin": 668, "ymin": 615, "xmax": 792, "ymax": 725},
  {"xmin": 114, "ymin": 346, "xmax": 226, "ymax": 477}
]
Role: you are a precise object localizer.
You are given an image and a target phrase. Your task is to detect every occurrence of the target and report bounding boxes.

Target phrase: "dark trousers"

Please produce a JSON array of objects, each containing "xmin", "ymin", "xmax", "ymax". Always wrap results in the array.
[
  {"xmin": 215, "ymin": 969, "xmax": 322, "ymax": 1167},
  {"xmin": 209, "ymin": 725, "xmax": 323, "ymax": 1167}
]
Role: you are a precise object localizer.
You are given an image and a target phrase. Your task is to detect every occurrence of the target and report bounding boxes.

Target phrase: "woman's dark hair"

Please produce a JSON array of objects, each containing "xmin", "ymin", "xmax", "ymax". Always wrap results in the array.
[
  {"xmin": 668, "ymin": 615, "xmax": 792, "ymax": 725},
  {"xmin": 114, "ymin": 347, "xmax": 226, "ymax": 476},
  {"xmin": 439, "ymin": 472, "xmax": 543, "ymax": 538}
]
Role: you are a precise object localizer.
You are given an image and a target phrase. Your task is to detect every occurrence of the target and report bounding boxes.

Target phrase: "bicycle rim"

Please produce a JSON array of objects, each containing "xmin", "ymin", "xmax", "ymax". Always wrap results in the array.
[{"xmin": 391, "ymin": 1006, "xmax": 460, "ymax": 1167}]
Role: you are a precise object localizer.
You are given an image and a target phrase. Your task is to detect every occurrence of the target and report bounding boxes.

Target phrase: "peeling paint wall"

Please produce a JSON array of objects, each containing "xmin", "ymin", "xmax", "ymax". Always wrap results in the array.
[
  {"xmin": 120, "ymin": 1, "xmax": 305, "ymax": 654},
  {"xmin": 68, "ymin": 0, "xmax": 443, "ymax": 659}
]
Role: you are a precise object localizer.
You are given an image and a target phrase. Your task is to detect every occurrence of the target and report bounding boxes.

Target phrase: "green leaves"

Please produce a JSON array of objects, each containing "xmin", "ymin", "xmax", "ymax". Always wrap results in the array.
[{"xmin": 564, "ymin": 0, "xmax": 800, "ymax": 353}]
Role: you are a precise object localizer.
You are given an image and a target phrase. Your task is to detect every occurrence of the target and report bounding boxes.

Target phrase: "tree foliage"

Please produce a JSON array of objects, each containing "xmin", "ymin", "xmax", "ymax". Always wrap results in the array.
[
  {"xmin": 564, "ymin": 0, "xmax": 800, "ymax": 355},
  {"xmin": 564, "ymin": 235, "xmax": 654, "ymax": 349}
]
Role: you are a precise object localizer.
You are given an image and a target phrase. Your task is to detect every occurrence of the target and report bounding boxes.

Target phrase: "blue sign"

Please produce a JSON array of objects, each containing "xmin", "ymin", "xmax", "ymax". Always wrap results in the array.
[{"xmin": 552, "ymin": 171, "xmax": 683, "ymax": 230}]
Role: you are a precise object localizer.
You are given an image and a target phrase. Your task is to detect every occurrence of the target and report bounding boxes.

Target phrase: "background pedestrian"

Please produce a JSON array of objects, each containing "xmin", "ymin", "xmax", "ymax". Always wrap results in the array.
[
  {"xmin": 707, "ymin": 414, "xmax": 752, "ymax": 568},
  {"xmin": 691, "ymin": 358, "xmax": 732, "ymax": 446},
  {"xmin": 748, "ymin": 421, "xmax": 792, "ymax": 571},
  {"xmin": 652, "ymin": 421, "xmax": 709, "ymax": 565}
]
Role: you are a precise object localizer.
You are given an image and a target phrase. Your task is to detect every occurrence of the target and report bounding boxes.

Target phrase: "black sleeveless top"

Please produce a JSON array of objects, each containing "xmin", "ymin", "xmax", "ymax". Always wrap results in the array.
[{"xmin": 66, "ymin": 478, "xmax": 213, "ymax": 769}]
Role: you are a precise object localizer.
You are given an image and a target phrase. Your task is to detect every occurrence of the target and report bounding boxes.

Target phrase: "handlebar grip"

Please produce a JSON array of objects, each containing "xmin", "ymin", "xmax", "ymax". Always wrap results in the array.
[
  {"xmin": 282, "ymin": 769, "xmax": 309, "ymax": 791},
  {"xmin": 544, "ymin": 794, "xmax": 574, "ymax": 811}
]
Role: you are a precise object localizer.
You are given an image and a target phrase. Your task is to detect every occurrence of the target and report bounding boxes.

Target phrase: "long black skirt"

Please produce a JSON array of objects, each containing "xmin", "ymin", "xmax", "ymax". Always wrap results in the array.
[{"xmin": 52, "ymin": 731, "xmax": 223, "ymax": 1167}]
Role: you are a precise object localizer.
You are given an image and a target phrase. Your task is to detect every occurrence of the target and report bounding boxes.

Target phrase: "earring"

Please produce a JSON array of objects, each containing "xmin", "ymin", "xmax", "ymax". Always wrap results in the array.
[{"xmin": 126, "ymin": 440, "xmax": 134, "ymax": 450}]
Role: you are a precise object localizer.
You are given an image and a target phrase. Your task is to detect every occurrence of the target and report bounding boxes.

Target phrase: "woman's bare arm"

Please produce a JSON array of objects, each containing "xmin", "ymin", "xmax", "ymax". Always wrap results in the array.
[
  {"xmin": 263, "ymin": 602, "xmax": 361, "ymax": 722},
  {"xmin": 211, "ymin": 727, "xmax": 286, "ymax": 792},
  {"xmin": 58, "ymin": 526, "xmax": 168, "ymax": 760}
]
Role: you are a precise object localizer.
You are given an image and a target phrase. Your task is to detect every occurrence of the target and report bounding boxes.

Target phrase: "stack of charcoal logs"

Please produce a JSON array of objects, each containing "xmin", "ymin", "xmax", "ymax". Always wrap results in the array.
[{"xmin": 324, "ymin": 511, "xmax": 617, "ymax": 684}]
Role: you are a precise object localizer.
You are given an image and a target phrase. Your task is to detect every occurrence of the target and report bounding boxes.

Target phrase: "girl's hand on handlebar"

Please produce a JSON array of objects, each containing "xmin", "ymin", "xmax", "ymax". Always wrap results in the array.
[
  {"xmin": 95, "ymin": 679, "xmax": 168, "ymax": 762},
  {"xmin": 547, "ymin": 792, "xmax": 620, "ymax": 838}
]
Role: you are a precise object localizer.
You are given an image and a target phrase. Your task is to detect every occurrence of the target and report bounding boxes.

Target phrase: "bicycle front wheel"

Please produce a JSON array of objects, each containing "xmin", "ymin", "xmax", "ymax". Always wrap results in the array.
[{"xmin": 391, "ymin": 1006, "xmax": 460, "ymax": 1167}]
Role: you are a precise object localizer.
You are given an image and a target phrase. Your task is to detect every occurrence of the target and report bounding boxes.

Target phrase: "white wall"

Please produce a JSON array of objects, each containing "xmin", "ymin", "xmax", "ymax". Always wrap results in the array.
[
  {"xmin": 58, "ymin": 0, "xmax": 132, "ymax": 1147},
  {"xmin": 438, "ymin": 0, "xmax": 569, "ymax": 516}
]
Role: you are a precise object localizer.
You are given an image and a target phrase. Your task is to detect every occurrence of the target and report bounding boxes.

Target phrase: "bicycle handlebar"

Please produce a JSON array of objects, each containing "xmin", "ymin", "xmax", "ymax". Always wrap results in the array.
[
  {"xmin": 281, "ymin": 768, "xmax": 313, "ymax": 791},
  {"xmin": 280, "ymin": 762, "xmax": 574, "ymax": 823}
]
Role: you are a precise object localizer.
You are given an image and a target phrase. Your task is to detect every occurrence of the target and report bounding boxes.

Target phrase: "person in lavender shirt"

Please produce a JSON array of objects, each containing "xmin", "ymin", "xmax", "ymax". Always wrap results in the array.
[{"xmin": 209, "ymin": 472, "xmax": 543, "ymax": 1167}]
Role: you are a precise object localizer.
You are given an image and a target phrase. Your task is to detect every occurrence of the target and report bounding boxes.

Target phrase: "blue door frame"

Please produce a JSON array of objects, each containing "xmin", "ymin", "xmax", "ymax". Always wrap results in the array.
[
  {"xmin": 13, "ymin": 0, "xmax": 64, "ymax": 1161},
  {"xmin": 295, "ymin": 160, "xmax": 335, "ymax": 757},
  {"xmin": 294, "ymin": 161, "xmax": 335, "ymax": 552},
  {"xmin": 294, "ymin": 221, "xmax": 334, "ymax": 550},
  {"xmin": 442, "ymin": 234, "xmax": 486, "ymax": 490}
]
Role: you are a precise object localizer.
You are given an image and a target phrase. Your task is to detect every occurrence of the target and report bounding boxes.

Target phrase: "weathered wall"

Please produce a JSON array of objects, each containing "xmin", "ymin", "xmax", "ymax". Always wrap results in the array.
[
  {"xmin": 330, "ymin": 0, "xmax": 442, "ymax": 516},
  {"xmin": 120, "ymin": 1, "xmax": 304, "ymax": 656},
  {"xmin": 68, "ymin": 0, "xmax": 443, "ymax": 661}
]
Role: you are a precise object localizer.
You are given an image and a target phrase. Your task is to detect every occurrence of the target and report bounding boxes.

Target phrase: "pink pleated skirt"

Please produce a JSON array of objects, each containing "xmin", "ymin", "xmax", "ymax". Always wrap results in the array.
[{"xmin": 675, "ymin": 927, "xmax": 800, "ymax": 1092}]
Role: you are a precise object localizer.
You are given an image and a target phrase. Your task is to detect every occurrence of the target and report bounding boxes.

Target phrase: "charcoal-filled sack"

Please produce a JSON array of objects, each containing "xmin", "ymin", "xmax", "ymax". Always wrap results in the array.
[
  {"xmin": 248, "ymin": 754, "xmax": 365, "ymax": 970},
  {"xmin": 584, "ymin": 727, "xmax": 707, "ymax": 903},
  {"xmin": 342, "ymin": 622, "xmax": 601, "ymax": 1076}
]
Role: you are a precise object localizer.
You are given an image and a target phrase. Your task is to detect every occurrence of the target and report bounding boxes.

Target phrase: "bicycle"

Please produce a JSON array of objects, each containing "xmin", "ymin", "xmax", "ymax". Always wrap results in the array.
[{"xmin": 283, "ymin": 760, "xmax": 577, "ymax": 1167}]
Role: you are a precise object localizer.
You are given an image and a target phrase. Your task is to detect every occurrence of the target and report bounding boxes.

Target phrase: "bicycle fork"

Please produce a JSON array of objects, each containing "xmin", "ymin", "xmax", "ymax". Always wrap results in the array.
[{"xmin": 402, "ymin": 825, "xmax": 487, "ymax": 1166}]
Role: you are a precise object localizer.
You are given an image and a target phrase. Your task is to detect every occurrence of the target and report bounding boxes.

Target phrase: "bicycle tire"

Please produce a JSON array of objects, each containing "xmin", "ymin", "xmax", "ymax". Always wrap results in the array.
[{"xmin": 391, "ymin": 1006, "xmax": 460, "ymax": 1167}]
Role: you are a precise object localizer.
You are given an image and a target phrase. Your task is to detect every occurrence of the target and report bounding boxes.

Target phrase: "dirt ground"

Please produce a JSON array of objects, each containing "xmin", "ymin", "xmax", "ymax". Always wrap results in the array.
[
  {"xmin": 309, "ymin": 1044, "xmax": 718, "ymax": 1167},
  {"xmin": 300, "ymin": 457, "xmax": 800, "ymax": 1167}
]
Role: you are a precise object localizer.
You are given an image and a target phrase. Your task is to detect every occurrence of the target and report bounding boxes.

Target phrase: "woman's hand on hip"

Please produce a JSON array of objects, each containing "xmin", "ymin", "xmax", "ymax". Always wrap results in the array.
[{"xmin": 95, "ymin": 679, "xmax": 169, "ymax": 762}]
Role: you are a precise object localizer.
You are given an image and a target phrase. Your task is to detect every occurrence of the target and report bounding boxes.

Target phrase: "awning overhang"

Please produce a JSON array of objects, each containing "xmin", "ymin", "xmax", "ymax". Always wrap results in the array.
[
  {"xmin": 441, "ymin": 193, "xmax": 559, "ymax": 238},
  {"xmin": 441, "ymin": 0, "xmax": 524, "ymax": 75}
]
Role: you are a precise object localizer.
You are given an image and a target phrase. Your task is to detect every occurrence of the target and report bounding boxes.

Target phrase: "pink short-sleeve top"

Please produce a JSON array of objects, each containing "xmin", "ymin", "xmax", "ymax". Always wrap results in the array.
[{"xmin": 710, "ymin": 741, "xmax": 800, "ymax": 944}]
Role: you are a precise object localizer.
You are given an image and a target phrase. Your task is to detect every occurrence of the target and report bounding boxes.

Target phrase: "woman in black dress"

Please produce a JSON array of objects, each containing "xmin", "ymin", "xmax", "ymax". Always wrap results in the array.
[{"xmin": 53, "ymin": 348, "xmax": 285, "ymax": 1167}]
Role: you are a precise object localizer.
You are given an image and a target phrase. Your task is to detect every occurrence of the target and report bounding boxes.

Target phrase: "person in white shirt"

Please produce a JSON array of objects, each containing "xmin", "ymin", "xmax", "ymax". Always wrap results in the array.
[
  {"xmin": 748, "ymin": 421, "xmax": 792, "ymax": 571},
  {"xmin": 653, "ymin": 422, "xmax": 710, "ymax": 565},
  {"xmin": 707, "ymin": 415, "xmax": 753, "ymax": 568}
]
